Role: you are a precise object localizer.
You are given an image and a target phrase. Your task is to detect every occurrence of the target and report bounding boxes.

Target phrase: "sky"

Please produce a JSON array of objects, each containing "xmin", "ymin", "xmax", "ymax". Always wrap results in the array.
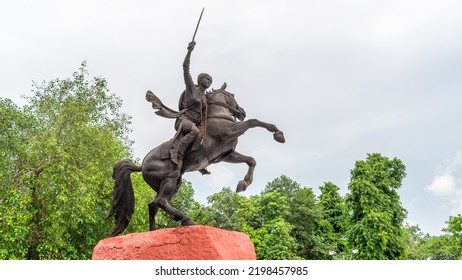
[{"xmin": 2, "ymin": 0, "xmax": 462, "ymax": 236}]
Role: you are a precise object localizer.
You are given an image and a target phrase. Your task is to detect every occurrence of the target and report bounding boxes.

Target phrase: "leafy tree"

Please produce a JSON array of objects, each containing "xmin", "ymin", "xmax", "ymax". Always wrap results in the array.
[
  {"xmin": 402, "ymin": 223, "xmax": 426, "ymax": 259},
  {"xmin": 261, "ymin": 176, "xmax": 327, "ymax": 259},
  {"xmin": 244, "ymin": 218, "xmax": 300, "ymax": 260},
  {"xmin": 196, "ymin": 187, "xmax": 250, "ymax": 231},
  {"xmin": 345, "ymin": 153, "xmax": 407, "ymax": 259},
  {"xmin": 422, "ymin": 234, "xmax": 459, "ymax": 260},
  {"xmin": 0, "ymin": 63, "xmax": 136, "ymax": 259},
  {"xmin": 246, "ymin": 190, "xmax": 290, "ymax": 228},
  {"xmin": 289, "ymin": 187, "xmax": 329, "ymax": 259},
  {"xmin": 0, "ymin": 99, "xmax": 34, "ymax": 259},
  {"xmin": 318, "ymin": 182, "xmax": 347, "ymax": 256},
  {"xmin": 443, "ymin": 214, "xmax": 462, "ymax": 259},
  {"xmin": 244, "ymin": 190, "xmax": 300, "ymax": 259},
  {"xmin": 263, "ymin": 175, "xmax": 301, "ymax": 197}
]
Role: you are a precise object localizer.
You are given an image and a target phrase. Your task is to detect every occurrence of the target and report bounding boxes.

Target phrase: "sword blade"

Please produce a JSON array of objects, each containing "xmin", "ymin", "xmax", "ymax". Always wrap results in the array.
[{"xmin": 192, "ymin": 7, "xmax": 205, "ymax": 42}]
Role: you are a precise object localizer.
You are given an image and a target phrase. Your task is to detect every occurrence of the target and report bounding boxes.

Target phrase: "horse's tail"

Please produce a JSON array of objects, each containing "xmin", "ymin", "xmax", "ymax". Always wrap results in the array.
[{"xmin": 105, "ymin": 159, "xmax": 142, "ymax": 237}]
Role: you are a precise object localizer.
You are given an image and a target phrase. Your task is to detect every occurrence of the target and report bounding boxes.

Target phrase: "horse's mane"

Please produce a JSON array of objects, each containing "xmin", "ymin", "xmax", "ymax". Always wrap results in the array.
[
  {"xmin": 206, "ymin": 88, "xmax": 221, "ymax": 95},
  {"xmin": 206, "ymin": 88, "xmax": 235, "ymax": 100}
]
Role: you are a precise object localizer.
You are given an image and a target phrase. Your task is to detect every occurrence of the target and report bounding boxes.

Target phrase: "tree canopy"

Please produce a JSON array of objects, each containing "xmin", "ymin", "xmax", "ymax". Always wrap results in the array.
[
  {"xmin": 0, "ymin": 63, "xmax": 137, "ymax": 259},
  {"xmin": 346, "ymin": 153, "xmax": 407, "ymax": 260}
]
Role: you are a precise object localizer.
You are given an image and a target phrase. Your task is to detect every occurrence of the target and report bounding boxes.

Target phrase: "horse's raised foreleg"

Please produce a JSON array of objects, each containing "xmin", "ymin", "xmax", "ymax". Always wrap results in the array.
[
  {"xmin": 231, "ymin": 119, "xmax": 285, "ymax": 143},
  {"xmin": 223, "ymin": 151, "xmax": 256, "ymax": 193}
]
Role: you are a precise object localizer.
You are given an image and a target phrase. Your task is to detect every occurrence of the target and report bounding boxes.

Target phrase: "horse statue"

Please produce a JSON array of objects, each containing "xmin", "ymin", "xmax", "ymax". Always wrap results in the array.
[{"xmin": 105, "ymin": 83, "xmax": 285, "ymax": 236}]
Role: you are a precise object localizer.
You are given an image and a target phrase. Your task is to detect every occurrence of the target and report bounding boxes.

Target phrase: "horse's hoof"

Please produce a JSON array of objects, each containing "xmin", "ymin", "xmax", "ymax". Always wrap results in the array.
[
  {"xmin": 236, "ymin": 180, "xmax": 247, "ymax": 193},
  {"xmin": 273, "ymin": 131, "xmax": 285, "ymax": 143},
  {"xmin": 181, "ymin": 219, "xmax": 196, "ymax": 226}
]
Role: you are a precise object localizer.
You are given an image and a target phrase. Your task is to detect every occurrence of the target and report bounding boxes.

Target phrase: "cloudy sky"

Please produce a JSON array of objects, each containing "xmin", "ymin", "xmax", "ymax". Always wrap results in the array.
[{"xmin": 2, "ymin": 0, "xmax": 462, "ymax": 236}]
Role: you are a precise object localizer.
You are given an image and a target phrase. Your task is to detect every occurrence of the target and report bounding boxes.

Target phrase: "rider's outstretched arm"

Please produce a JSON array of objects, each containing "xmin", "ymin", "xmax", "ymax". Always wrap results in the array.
[{"xmin": 183, "ymin": 41, "xmax": 196, "ymax": 97}]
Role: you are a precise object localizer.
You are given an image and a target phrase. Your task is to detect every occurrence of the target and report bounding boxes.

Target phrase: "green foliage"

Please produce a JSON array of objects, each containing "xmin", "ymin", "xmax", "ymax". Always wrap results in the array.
[
  {"xmin": 422, "ymin": 235, "xmax": 459, "ymax": 260},
  {"xmin": 252, "ymin": 176, "xmax": 327, "ymax": 259},
  {"xmin": 345, "ymin": 153, "xmax": 407, "ymax": 260},
  {"xmin": 404, "ymin": 222, "xmax": 459, "ymax": 260},
  {"xmin": 443, "ymin": 214, "xmax": 462, "ymax": 259},
  {"xmin": 244, "ymin": 218, "xmax": 300, "ymax": 260},
  {"xmin": 195, "ymin": 187, "xmax": 249, "ymax": 231},
  {"xmin": 288, "ymin": 188, "xmax": 328, "ymax": 259},
  {"xmin": 402, "ymin": 223, "xmax": 458, "ymax": 260},
  {"xmin": 402, "ymin": 223, "xmax": 426, "ymax": 259},
  {"xmin": 0, "ymin": 63, "xmax": 132, "ymax": 259},
  {"xmin": 318, "ymin": 182, "xmax": 347, "ymax": 257},
  {"xmin": 247, "ymin": 191, "xmax": 290, "ymax": 228},
  {"xmin": 0, "ymin": 99, "xmax": 34, "ymax": 259},
  {"xmin": 263, "ymin": 175, "xmax": 301, "ymax": 197},
  {"xmin": 243, "ymin": 188, "xmax": 301, "ymax": 260}
]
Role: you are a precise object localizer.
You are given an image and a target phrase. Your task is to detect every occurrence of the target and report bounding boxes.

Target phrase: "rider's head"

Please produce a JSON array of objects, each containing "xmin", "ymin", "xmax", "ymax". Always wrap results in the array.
[{"xmin": 197, "ymin": 73, "xmax": 212, "ymax": 89}]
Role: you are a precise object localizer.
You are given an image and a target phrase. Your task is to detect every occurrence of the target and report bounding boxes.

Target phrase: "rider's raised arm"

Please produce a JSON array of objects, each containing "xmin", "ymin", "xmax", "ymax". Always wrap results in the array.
[{"xmin": 183, "ymin": 41, "xmax": 196, "ymax": 96}]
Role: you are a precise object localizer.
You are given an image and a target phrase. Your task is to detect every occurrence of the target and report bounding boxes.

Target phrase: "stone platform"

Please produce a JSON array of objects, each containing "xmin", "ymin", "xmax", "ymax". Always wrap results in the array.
[{"xmin": 92, "ymin": 225, "xmax": 256, "ymax": 260}]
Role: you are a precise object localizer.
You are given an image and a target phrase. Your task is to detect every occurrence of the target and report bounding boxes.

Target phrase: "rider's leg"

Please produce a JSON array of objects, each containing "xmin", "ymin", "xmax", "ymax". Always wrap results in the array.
[{"xmin": 170, "ymin": 122, "xmax": 199, "ymax": 165}]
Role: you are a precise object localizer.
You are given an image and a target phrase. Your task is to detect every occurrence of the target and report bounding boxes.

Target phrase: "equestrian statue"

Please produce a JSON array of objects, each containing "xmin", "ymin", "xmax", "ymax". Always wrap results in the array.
[{"xmin": 105, "ymin": 10, "xmax": 285, "ymax": 236}]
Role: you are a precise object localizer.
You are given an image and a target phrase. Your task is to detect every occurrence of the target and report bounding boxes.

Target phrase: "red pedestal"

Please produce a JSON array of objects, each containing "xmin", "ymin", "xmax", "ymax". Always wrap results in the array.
[{"xmin": 92, "ymin": 225, "xmax": 256, "ymax": 260}]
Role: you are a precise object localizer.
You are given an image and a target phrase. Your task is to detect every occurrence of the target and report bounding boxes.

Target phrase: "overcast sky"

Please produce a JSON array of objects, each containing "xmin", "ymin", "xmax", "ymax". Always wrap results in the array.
[{"xmin": 2, "ymin": 0, "xmax": 462, "ymax": 236}]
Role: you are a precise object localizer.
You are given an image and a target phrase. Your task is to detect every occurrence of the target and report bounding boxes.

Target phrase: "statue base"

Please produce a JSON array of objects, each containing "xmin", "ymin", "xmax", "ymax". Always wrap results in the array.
[{"xmin": 92, "ymin": 225, "xmax": 256, "ymax": 260}]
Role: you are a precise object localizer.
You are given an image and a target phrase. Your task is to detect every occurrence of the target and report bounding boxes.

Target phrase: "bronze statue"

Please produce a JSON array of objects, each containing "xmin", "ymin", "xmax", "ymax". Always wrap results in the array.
[{"xmin": 105, "ymin": 10, "xmax": 285, "ymax": 237}]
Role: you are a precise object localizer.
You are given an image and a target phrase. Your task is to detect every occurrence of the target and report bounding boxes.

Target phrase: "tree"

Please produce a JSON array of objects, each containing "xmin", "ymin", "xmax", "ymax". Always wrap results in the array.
[
  {"xmin": 244, "ymin": 190, "xmax": 300, "ymax": 260},
  {"xmin": 263, "ymin": 175, "xmax": 302, "ymax": 197},
  {"xmin": 196, "ymin": 187, "xmax": 249, "ymax": 231},
  {"xmin": 261, "ymin": 175, "xmax": 328, "ymax": 259},
  {"xmin": 244, "ymin": 218, "xmax": 299, "ymax": 260},
  {"xmin": 0, "ymin": 99, "xmax": 34, "ymax": 259},
  {"xmin": 318, "ymin": 182, "xmax": 347, "ymax": 257},
  {"xmin": 443, "ymin": 214, "xmax": 462, "ymax": 259},
  {"xmin": 0, "ymin": 62, "xmax": 136, "ymax": 259},
  {"xmin": 422, "ymin": 235, "xmax": 459, "ymax": 260},
  {"xmin": 402, "ymin": 223, "xmax": 426, "ymax": 259},
  {"xmin": 345, "ymin": 153, "xmax": 407, "ymax": 259}
]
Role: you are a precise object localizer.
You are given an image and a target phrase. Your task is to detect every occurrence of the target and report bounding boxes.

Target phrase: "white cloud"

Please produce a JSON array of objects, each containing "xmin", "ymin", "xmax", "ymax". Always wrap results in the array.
[
  {"xmin": 427, "ymin": 174, "xmax": 456, "ymax": 196},
  {"xmin": 427, "ymin": 152, "xmax": 462, "ymax": 216},
  {"xmin": 208, "ymin": 165, "xmax": 235, "ymax": 190}
]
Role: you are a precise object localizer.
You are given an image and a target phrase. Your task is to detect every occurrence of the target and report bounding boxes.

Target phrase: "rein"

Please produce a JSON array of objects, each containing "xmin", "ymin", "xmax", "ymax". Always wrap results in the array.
[{"xmin": 200, "ymin": 95, "xmax": 208, "ymax": 144}]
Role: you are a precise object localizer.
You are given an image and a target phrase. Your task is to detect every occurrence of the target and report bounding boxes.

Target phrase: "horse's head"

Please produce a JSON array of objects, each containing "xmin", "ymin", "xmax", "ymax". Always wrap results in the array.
[{"xmin": 207, "ymin": 83, "xmax": 246, "ymax": 121}]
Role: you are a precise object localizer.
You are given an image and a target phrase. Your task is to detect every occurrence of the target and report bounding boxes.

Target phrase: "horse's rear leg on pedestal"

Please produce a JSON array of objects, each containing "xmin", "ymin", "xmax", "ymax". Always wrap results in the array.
[
  {"xmin": 148, "ymin": 199, "xmax": 159, "ymax": 231},
  {"xmin": 155, "ymin": 175, "xmax": 195, "ymax": 226}
]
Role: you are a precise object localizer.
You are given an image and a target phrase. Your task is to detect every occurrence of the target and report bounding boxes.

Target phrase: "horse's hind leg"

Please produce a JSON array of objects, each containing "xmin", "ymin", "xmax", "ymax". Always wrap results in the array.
[
  {"xmin": 148, "ymin": 198, "xmax": 159, "ymax": 231},
  {"xmin": 155, "ymin": 175, "xmax": 195, "ymax": 226},
  {"xmin": 223, "ymin": 151, "xmax": 256, "ymax": 193}
]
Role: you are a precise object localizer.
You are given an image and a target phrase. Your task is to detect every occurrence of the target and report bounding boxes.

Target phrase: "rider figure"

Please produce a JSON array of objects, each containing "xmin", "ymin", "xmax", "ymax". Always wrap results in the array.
[{"xmin": 170, "ymin": 41, "xmax": 212, "ymax": 166}]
